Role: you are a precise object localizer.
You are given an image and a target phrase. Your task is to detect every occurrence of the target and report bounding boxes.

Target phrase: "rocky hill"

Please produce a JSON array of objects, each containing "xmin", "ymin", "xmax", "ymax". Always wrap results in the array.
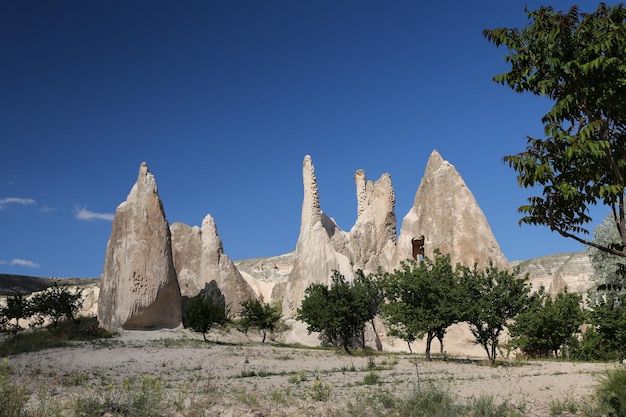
[
  {"xmin": 0, "ymin": 274, "xmax": 99, "ymax": 296},
  {"xmin": 511, "ymin": 251, "xmax": 595, "ymax": 295}
]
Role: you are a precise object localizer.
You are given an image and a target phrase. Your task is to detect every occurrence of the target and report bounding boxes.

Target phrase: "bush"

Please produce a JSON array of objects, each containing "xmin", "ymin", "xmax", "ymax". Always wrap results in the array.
[
  {"xmin": 0, "ymin": 360, "xmax": 28, "ymax": 417},
  {"xmin": 570, "ymin": 327, "xmax": 618, "ymax": 361},
  {"xmin": 399, "ymin": 385, "xmax": 461, "ymax": 417},
  {"xmin": 239, "ymin": 299, "xmax": 282, "ymax": 343},
  {"xmin": 74, "ymin": 375, "xmax": 164, "ymax": 417},
  {"xmin": 595, "ymin": 367, "xmax": 626, "ymax": 417},
  {"xmin": 0, "ymin": 317, "xmax": 111, "ymax": 356},
  {"xmin": 29, "ymin": 283, "xmax": 84, "ymax": 329},
  {"xmin": 182, "ymin": 283, "xmax": 230, "ymax": 342}
]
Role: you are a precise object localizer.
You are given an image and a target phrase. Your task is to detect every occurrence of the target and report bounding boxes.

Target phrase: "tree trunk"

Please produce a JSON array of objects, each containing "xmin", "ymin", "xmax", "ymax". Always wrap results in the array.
[
  {"xmin": 490, "ymin": 342, "xmax": 497, "ymax": 364},
  {"xmin": 407, "ymin": 341, "xmax": 413, "ymax": 354},
  {"xmin": 425, "ymin": 330, "xmax": 434, "ymax": 361},
  {"xmin": 262, "ymin": 329, "xmax": 267, "ymax": 344},
  {"xmin": 370, "ymin": 319, "xmax": 383, "ymax": 352}
]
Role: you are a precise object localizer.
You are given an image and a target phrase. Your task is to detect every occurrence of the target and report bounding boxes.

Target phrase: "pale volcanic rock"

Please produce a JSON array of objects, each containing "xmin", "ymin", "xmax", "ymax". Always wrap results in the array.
[
  {"xmin": 511, "ymin": 251, "xmax": 594, "ymax": 295},
  {"xmin": 170, "ymin": 214, "xmax": 256, "ymax": 313},
  {"xmin": 282, "ymin": 156, "xmax": 353, "ymax": 315},
  {"xmin": 235, "ymin": 253, "xmax": 294, "ymax": 303},
  {"xmin": 98, "ymin": 163, "xmax": 182, "ymax": 331},
  {"xmin": 394, "ymin": 150, "xmax": 509, "ymax": 270},
  {"xmin": 349, "ymin": 169, "xmax": 397, "ymax": 272}
]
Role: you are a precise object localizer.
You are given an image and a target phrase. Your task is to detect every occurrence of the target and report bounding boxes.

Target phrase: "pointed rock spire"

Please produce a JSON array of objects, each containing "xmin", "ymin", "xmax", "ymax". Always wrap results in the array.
[
  {"xmin": 170, "ymin": 213, "xmax": 256, "ymax": 313},
  {"xmin": 394, "ymin": 150, "xmax": 509, "ymax": 269},
  {"xmin": 98, "ymin": 162, "xmax": 181, "ymax": 331},
  {"xmin": 281, "ymin": 156, "xmax": 352, "ymax": 315},
  {"xmin": 350, "ymin": 170, "xmax": 397, "ymax": 271}
]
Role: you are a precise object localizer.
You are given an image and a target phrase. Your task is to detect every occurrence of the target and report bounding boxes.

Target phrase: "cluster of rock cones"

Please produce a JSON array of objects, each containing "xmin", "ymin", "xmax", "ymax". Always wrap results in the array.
[{"xmin": 97, "ymin": 150, "xmax": 509, "ymax": 338}]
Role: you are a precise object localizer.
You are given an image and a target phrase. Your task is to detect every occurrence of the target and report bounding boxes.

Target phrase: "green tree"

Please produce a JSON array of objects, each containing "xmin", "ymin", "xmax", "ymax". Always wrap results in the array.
[
  {"xmin": 0, "ymin": 293, "xmax": 30, "ymax": 334},
  {"xmin": 484, "ymin": 4, "xmax": 626, "ymax": 257},
  {"xmin": 587, "ymin": 292, "xmax": 626, "ymax": 360},
  {"xmin": 380, "ymin": 251, "xmax": 462, "ymax": 360},
  {"xmin": 182, "ymin": 284, "xmax": 230, "ymax": 343},
  {"xmin": 352, "ymin": 269, "xmax": 385, "ymax": 350},
  {"xmin": 509, "ymin": 287, "xmax": 584, "ymax": 359},
  {"xmin": 296, "ymin": 271, "xmax": 376, "ymax": 353},
  {"xmin": 461, "ymin": 262, "xmax": 532, "ymax": 364},
  {"xmin": 239, "ymin": 299, "xmax": 282, "ymax": 343},
  {"xmin": 29, "ymin": 284, "xmax": 83, "ymax": 329}
]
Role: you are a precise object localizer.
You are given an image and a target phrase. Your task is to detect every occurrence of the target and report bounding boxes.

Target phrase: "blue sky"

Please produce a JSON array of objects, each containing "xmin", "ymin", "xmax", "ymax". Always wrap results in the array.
[{"xmin": 1, "ymin": 0, "xmax": 608, "ymax": 278}]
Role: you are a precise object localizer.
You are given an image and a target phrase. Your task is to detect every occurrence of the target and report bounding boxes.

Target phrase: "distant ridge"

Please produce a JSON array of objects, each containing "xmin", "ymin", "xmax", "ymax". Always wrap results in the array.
[{"xmin": 0, "ymin": 274, "xmax": 99, "ymax": 296}]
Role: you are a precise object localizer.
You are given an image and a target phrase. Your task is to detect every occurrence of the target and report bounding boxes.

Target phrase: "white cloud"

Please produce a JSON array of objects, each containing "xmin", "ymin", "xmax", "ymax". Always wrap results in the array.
[
  {"xmin": 11, "ymin": 258, "xmax": 40, "ymax": 268},
  {"xmin": 75, "ymin": 207, "xmax": 114, "ymax": 221},
  {"xmin": 39, "ymin": 205, "xmax": 56, "ymax": 213},
  {"xmin": 0, "ymin": 197, "xmax": 36, "ymax": 209}
]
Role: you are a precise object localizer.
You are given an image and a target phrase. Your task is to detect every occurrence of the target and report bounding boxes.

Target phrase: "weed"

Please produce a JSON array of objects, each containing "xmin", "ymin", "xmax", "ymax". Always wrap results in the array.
[
  {"xmin": 74, "ymin": 374, "xmax": 164, "ymax": 417},
  {"xmin": 549, "ymin": 395, "xmax": 579, "ymax": 416},
  {"xmin": 309, "ymin": 378, "xmax": 332, "ymax": 401},
  {"xmin": 270, "ymin": 387, "xmax": 294, "ymax": 405},
  {"xmin": 0, "ymin": 359, "xmax": 29, "ymax": 417},
  {"xmin": 468, "ymin": 394, "xmax": 523, "ymax": 417},
  {"xmin": 362, "ymin": 371, "xmax": 381, "ymax": 385},
  {"xmin": 289, "ymin": 370, "xmax": 309, "ymax": 384},
  {"xmin": 595, "ymin": 366, "xmax": 626, "ymax": 417}
]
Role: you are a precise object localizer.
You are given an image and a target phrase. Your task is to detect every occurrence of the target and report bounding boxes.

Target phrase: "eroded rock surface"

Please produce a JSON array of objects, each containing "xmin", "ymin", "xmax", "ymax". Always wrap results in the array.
[
  {"xmin": 282, "ymin": 156, "xmax": 353, "ymax": 315},
  {"xmin": 394, "ymin": 150, "xmax": 509, "ymax": 270},
  {"xmin": 349, "ymin": 169, "xmax": 397, "ymax": 272},
  {"xmin": 512, "ymin": 251, "xmax": 594, "ymax": 294},
  {"xmin": 171, "ymin": 214, "xmax": 256, "ymax": 313},
  {"xmin": 98, "ymin": 162, "xmax": 181, "ymax": 331}
]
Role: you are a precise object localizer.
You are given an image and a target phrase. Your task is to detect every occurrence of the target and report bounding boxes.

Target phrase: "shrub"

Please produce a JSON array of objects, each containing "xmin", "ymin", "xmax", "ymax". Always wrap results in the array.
[
  {"xmin": 0, "ymin": 359, "xmax": 28, "ymax": 417},
  {"xmin": 595, "ymin": 367, "xmax": 626, "ymax": 417},
  {"xmin": 399, "ymin": 385, "xmax": 461, "ymax": 417},
  {"xmin": 182, "ymin": 283, "xmax": 230, "ymax": 342},
  {"xmin": 74, "ymin": 375, "xmax": 164, "ymax": 417},
  {"xmin": 29, "ymin": 283, "xmax": 83, "ymax": 328},
  {"xmin": 239, "ymin": 299, "xmax": 282, "ymax": 343}
]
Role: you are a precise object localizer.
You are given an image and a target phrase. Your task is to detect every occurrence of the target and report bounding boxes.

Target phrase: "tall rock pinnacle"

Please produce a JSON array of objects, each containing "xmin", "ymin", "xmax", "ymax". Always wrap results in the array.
[
  {"xmin": 350, "ymin": 170, "xmax": 397, "ymax": 272},
  {"xmin": 170, "ymin": 214, "xmax": 256, "ymax": 312},
  {"xmin": 98, "ymin": 162, "xmax": 182, "ymax": 331},
  {"xmin": 394, "ymin": 150, "xmax": 509, "ymax": 269},
  {"xmin": 281, "ymin": 156, "xmax": 352, "ymax": 315}
]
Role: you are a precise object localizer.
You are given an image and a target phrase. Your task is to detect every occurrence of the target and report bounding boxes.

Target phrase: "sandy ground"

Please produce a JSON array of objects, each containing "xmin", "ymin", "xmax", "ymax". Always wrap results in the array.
[{"xmin": 3, "ymin": 327, "xmax": 618, "ymax": 417}]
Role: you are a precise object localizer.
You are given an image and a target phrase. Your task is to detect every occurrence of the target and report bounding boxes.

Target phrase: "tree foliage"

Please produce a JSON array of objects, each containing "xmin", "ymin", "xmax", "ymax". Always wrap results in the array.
[
  {"xmin": 0, "ymin": 294, "xmax": 29, "ymax": 334},
  {"xmin": 239, "ymin": 299, "xmax": 282, "ymax": 343},
  {"xmin": 182, "ymin": 284, "xmax": 230, "ymax": 342},
  {"xmin": 587, "ymin": 292, "xmax": 626, "ymax": 360},
  {"xmin": 484, "ymin": 3, "xmax": 626, "ymax": 256},
  {"xmin": 380, "ymin": 251, "xmax": 462, "ymax": 360},
  {"xmin": 509, "ymin": 287, "xmax": 584, "ymax": 358},
  {"xmin": 576, "ymin": 212, "xmax": 626, "ymax": 360},
  {"xmin": 296, "ymin": 271, "xmax": 379, "ymax": 352},
  {"xmin": 29, "ymin": 284, "xmax": 83, "ymax": 329},
  {"xmin": 460, "ymin": 262, "xmax": 532, "ymax": 364}
]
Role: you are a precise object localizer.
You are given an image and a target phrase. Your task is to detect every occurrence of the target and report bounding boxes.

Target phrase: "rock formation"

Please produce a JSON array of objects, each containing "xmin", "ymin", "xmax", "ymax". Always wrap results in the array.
[
  {"xmin": 349, "ymin": 169, "xmax": 397, "ymax": 272},
  {"xmin": 235, "ymin": 252, "xmax": 294, "ymax": 302},
  {"xmin": 98, "ymin": 162, "xmax": 181, "ymax": 331},
  {"xmin": 394, "ymin": 150, "xmax": 509, "ymax": 270},
  {"xmin": 170, "ymin": 214, "xmax": 257, "ymax": 313},
  {"xmin": 281, "ymin": 156, "xmax": 354, "ymax": 314},
  {"xmin": 511, "ymin": 251, "xmax": 594, "ymax": 294}
]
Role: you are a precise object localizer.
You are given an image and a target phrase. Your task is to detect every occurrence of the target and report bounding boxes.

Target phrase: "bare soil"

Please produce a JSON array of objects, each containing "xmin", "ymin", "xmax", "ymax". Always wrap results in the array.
[{"xmin": 4, "ymin": 328, "xmax": 617, "ymax": 417}]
